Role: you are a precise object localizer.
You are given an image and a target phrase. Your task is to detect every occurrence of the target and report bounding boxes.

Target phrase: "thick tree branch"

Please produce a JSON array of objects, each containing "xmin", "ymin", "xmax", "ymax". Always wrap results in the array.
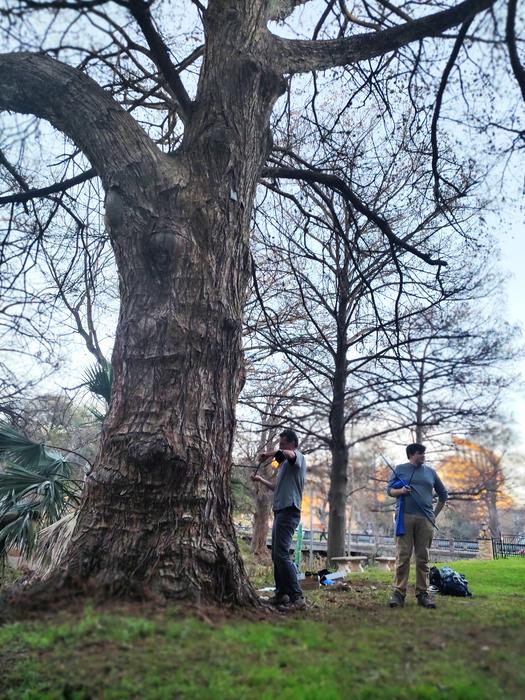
[
  {"xmin": 261, "ymin": 165, "xmax": 447, "ymax": 266},
  {"xmin": 0, "ymin": 168, "xmax": 96, "ymax": 205},
  {"xmin": 273, "ymin": 0, "xmax": 494, "ymax": 74},
  {"xmin": 0, "ymin": 52, "xmax": 162, "ymax": 189},
  {"xmin": 127, "ymin": 0, "xmax": 193, "ymax": 122}
]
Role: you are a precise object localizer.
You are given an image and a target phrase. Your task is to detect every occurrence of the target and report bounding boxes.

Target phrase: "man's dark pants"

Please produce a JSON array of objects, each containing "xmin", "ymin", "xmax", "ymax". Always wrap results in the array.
[{"xmin": 272, "ymin": 506, "xmax": 303, "ymax": 601}]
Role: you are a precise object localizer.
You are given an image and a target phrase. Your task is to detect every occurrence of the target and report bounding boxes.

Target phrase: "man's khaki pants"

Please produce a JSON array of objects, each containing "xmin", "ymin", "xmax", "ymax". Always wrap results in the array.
[{"xmin": 393, "ymin": 513, "xmax": 434, "ymax": 597}]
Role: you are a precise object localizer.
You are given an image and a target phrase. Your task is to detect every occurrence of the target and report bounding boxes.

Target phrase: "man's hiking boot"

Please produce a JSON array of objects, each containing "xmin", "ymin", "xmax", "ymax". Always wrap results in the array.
[
  {"xmin": 278, "ymin": 596, "xmax": 306, "ymax": 612},
  {"xmin": 267, "ymin": 593, "xmax": 290, "ymax": 606},
  {"xmin": 416, "ymin": 592, "xmax": 436, "ymax": 609},
  {"xmin": 388, "ymin": 591, "xmax": 405, "ymax": 608}
]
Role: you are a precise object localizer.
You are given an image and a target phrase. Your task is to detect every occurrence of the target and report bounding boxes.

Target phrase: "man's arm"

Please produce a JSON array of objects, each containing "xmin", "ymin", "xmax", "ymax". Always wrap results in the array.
[
  {"xmin": 251, "ymin": 474, "xmax": 275, "ymax": 491},
  {"xmin": 434, "ymin": 499, "xmax": 446, "ymax": 518},
  {"xmin": 433, "ymin": 472, "xmax": 448, "ymax": 518},
  {"xmin": 387, "ymin": 471, "xmax": 412, "ymax": 497}
]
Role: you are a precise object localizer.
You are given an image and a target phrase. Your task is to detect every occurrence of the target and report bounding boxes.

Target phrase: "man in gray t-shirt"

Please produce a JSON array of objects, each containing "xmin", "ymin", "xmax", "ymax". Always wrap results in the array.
[
  {"xmin": 387, "ymin": 443, "xmax": 448, "ymax": 609},
  {"xmin": 251, "ymin": 429, "xmax": 307, "ymax": 610}
]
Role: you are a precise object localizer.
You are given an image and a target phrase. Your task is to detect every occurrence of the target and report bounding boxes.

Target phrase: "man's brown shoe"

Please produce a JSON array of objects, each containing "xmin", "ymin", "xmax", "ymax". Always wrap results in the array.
[
  {"xmin": 417, "ymin": 592, "xmax": 436, "ymax": 609},
  {"xmin": 388, "ymin": 591, "xmax": 405, "ymax": 608}
]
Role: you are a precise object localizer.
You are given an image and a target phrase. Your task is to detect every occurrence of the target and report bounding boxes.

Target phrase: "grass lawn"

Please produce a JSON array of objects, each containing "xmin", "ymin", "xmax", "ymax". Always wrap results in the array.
[{"xmin": 1, "ymin": 558, "xmax": 524, "ymax": 700}]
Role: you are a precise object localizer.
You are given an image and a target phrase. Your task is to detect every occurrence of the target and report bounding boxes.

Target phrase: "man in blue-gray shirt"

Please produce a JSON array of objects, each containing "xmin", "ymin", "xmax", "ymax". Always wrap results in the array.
[
  {"xmin": 387, "ymin": 443, "xmax": 448, "ymax": 609},
  {"xmin": 251, "ymin": 429, "xmax": 307, "ymax": 610}
]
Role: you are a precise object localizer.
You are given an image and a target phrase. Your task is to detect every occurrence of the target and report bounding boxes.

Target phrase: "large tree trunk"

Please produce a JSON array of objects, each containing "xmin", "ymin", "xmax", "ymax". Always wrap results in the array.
[{"xmin": 50, "ymin": 6, "xmax": 284, "ymax": 605}]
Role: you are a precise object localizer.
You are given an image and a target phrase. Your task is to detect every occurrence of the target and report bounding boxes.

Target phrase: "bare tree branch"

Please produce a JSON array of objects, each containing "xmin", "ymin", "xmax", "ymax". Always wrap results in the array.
[
  {"xmin": 0, "ymin": 169, "xmax": 96, "ymax": 205},
  {"xmin": 267, "ymin": 0, "xmax": 312, "ymax": 21},
  {"xmin": 261, "ymin": 166, "xmax": 447, "ymax": 266},
  {"xmin": 127, "ymin": 0, "xmax": 193, "ymax": 122},
  {"xmin": 375, "ymin": 0, "xmax": 412, "ymax": 22},
  {"xmin": 0, "ymin": 147, "xmax": 30, "ymax": 191},
  {"xmin": 338, "ymin": 0, "xmax": 380, "ymax": 30},
  {"xmin": 506, "ymin": 0, "xmax": 525, "ymax": 102},
  {"xmin": 274, "ymin": 0, "xmax": 494, "ymax": 74},
  {"xmin": 431, "ymin": 17, "xmax": 473, "ymax": 201}
]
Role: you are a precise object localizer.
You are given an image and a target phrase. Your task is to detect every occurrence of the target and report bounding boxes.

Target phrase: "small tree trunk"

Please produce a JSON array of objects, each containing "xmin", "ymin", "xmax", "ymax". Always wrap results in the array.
[
  {"xmin": 415, "ymin": 358, "xmax": 426, "ymax": 443},
  {"xmin": 250, "ymin": 418, "xmax": 279, "ymax": 557},
  {"xmin": 486, "ymin": 491, "xmax": 501, "ymax": 539},
  {"xmin": 327, "ymin": 440, "xmax": 348, "ymax": 562},
  {"xmin": 327, "ymin": 244, "xmax": 349, "ymax": 563},
  {"xmin": 251, "ymin": 477, "xmax": 273, "ymax": 558},
  {"xmin": 327, "ymin": 350, "xmax": 348, "ymax": 562}
]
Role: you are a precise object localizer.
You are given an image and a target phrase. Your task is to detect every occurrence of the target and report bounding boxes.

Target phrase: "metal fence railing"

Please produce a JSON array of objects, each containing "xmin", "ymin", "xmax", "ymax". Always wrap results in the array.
[
  {"xmin": 492, "ymin": 534, "xmax": 525, "ymax": 559},
  {"xmin": 246, "ymin": 528, "xmax": 481, "ymax": 558}
]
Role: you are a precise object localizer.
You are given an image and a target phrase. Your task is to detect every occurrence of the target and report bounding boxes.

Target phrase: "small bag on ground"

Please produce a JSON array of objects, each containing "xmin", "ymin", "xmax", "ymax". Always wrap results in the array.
[{"xmin": 429, "ymin": 565, "xmax": 472, "ymax": 597}]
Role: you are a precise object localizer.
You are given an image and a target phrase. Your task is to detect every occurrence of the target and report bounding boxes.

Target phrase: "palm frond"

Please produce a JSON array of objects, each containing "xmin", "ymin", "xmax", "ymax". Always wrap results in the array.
[
  {"xmin": 0, "ymin": 421, "xmax": 45, "ymax": 467},
  {"xmin": 0, "ymin": 509, "xmax": 38, "ymax": 561},
  {"xmin": 88, "ymin": 407, "xmax": 108, "ymax": 423},
  {"xmin": 82, "ymin": 360, "xmax": 112, "ymax": 404},
  {"xmin": 0, "ymin": 423, "xmax": 83, "ymax": 563},
  {"xmin": 31, "ymin": 512, "xmax": 78, "ymax": 577}
]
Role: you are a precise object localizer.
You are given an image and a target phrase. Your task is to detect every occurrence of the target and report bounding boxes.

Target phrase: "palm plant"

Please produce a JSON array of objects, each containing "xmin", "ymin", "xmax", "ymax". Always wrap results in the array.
[
  {"xmin": 82, "ymin": 360, "xmax": 112, "ymax": 421},
  {"xmin": 0, "ymin": 360, "xmax": 111, "ymax": 574},
  {"xmin": 0, "ymin": 422, "xmax": 83, "ymax": 566}
]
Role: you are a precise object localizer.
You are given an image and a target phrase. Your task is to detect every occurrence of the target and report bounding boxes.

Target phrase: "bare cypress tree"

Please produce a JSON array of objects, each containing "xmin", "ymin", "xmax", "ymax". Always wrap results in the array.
[{"xmin": 0, "ymin": 0, "xmax": 523, "ymax": 603}]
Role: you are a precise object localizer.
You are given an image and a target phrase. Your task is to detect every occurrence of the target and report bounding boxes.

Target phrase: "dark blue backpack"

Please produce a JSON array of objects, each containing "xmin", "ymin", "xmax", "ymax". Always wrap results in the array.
[{"xmin": 429, "ymin": 566, "xmax": 472, "ymax": 597}]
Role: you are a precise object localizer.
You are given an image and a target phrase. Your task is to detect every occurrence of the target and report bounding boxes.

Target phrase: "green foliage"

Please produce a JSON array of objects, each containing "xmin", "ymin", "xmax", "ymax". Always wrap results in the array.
[
  {"xmin": 82, "ymin": 360, "xmax": 112, "ymax": 406},
  {"xmin": 0, "ymin": 421, "xmax": 45, "ymax": 467},
  {"xmin": 0, "ymin": 422, "xmax": 81, "ymax": 562},
  {"xmin": 1, "ymin": 559, "xmax": 524, "ymax": 699}
]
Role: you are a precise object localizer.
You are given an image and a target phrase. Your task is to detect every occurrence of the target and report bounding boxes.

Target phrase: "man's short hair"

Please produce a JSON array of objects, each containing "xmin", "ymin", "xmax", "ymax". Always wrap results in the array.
[
  {"xmin": 280, "ymin": 429, "xmax": 299, "ymax": 447},
  {"xmin": 406, "ymin": 443, "xmax": 426, "ymax": 458}
]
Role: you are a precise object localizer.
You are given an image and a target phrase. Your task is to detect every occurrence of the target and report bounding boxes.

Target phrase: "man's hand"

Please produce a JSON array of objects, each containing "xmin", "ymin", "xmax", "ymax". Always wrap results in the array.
[
  {"xmin": 391, "ymin": 485, "xmax": 411, "ymax": 496},
  {"xmin": 434, "ymin": 499, "xmax": 446, "ymax": 518},
  {"xmin": 251, "ymin": 473, "xmax": 263, "ymax": 483}
]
